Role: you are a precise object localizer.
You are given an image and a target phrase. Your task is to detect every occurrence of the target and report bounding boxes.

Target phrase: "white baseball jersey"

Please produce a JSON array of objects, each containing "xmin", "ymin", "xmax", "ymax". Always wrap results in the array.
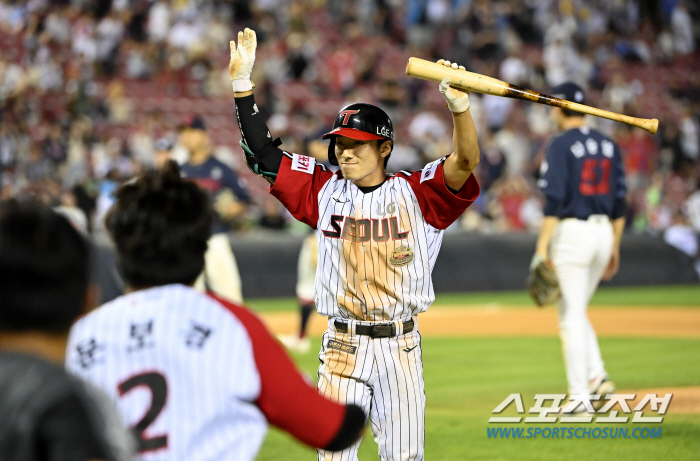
[
  {"xmin": 269, "ymin": 151, "xmax": 479, "ymax": 461},
  {"xmin": 66, "ymin": 284, "xmax": 349, "ymax": 460},
  {"xmin": 271, "ymin": 152, "xmax": 480, "ymax": 321}
]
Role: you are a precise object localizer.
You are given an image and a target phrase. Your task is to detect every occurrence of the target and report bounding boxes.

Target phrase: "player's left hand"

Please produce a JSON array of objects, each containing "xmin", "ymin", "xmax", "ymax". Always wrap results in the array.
[
  {"xmin": 229, "ymin": 28, "xmax": 257, "ymax": 92},
  {"xmin": 602, "ymin": 249, "xmax": 620, "ymax": 280},
  {"xmin": 214, "ymin": 189, "xmax": 245, "ymax": 220},
  {"xmin": 437, "ymin": 59, "xmax": 470, "ymax": 114}
]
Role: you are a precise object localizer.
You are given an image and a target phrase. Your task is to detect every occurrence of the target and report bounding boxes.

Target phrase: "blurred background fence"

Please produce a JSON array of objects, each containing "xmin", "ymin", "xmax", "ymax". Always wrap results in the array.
[{"xmin": 90, "ymin": 234, "xmax": 698, "ymax": 300}]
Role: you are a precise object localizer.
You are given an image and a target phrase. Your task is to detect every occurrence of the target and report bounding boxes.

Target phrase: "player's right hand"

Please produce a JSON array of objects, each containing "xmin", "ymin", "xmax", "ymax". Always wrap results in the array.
[
  {"xmin": 437, "ymin": 59, "xmax": 470, "ymax": 114},
  {"xmin": 602, "ymin": 249, "xmax": 620, "ymax": 280},
  {"xmin": 230, "ymin": 28, "xmax": 257, "ymax": 93}
]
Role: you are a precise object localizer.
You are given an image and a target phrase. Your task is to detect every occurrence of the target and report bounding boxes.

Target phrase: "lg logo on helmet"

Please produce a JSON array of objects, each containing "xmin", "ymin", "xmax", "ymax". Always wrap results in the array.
[
  {"xmin": 376, "ymin": 126, "xmax": 393, "ymax": 138},
  {"xmin": 339, "ymin": 109, "xmax": 360, "ymax": 125}
]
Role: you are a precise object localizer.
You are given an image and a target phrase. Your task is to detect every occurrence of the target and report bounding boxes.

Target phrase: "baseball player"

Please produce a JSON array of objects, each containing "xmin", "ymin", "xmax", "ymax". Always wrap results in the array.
[
  {"xmin": 533, "ymin": 82, "xmax": 626, "ymax": 413},
  {"xmin": 279, "ymin": 232, "xmax": 318, "ymax": 353},
  {"xmin": 65, "ymin": 163, "xmax": 367, "ymax": 460},
  {"xmin": 230, "ymin": 29, "xmax": 480, "ymax": 460},
  {"xmin": 179, "ymin": 115, "xmax": 249, "ymax": 303}
]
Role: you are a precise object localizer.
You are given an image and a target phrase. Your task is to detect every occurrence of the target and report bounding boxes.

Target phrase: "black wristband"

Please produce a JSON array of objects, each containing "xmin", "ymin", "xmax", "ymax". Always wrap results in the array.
[
  {"xmin": 235, "ymin": 95, "xmax": 283, "ymax": 173},
  {"xmin": 323, "ymin": 404, "xmax": 366, "ymax": 452}
]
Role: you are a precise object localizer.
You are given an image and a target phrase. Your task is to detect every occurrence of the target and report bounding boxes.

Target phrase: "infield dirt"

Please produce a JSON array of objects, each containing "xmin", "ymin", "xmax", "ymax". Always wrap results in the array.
[
  {"xmin": 261, "ymin": 306, "xmax": 700, "ymax": 414},
  {"xmin": 261, "ymin": 306, "xmax": 700, "ymax": 338}
]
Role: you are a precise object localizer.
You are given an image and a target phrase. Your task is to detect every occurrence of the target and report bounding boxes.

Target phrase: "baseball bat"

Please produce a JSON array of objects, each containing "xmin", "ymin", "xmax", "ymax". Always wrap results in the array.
[{"xmin": 405, "ymin": 57, "xmax": 658, "ymax": 134}]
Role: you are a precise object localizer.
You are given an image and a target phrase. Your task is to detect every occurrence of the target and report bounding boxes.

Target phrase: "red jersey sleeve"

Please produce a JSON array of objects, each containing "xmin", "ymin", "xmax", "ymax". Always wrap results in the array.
[
  {"xmin": 213, "ymin": 295, "xmax": 349, "ymax": 449},
  {"xmin": 396, "ymin": 157, "xmax": 480, "ymax": 230},
  {"xmin": 270, "ymin": 153, "xmax": 334, "ymax": 229}
]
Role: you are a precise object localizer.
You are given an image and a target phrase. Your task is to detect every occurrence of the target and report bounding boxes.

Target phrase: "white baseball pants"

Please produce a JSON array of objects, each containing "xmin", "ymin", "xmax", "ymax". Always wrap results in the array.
[
  {"xmin": 194, "ymin": 232, "xmax": 243, "ymax": 303},
  {"xmin": 316, "ymin": 318, "xmax": 425, "ymax": 461},
  {"xmin": 551, "ymin": 216, "xmax": 613, "ymax": 396}
]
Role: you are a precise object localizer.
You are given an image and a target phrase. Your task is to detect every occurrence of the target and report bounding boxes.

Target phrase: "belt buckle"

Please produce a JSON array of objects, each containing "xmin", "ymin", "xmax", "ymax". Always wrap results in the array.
[
  {"xmin": 371, "ymin": 324, "xmax": 393, "ymax": 338},
  {"xmin": 336, "ymin": 319, "xmax": 412, "ymax": 338}
]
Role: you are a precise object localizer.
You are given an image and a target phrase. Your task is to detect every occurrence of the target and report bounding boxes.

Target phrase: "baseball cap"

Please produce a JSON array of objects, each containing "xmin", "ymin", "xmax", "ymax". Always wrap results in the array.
[
  {"xmin": 179, "ymin": 114, "xmax": 206, "ymax": 131},
  {"xmin": 154, "ymin": 137, "xmax": 172, "ymax": 151},
  {"xmin": 551, "ymin": 82, "xmax": 585, "ymax": 104}
]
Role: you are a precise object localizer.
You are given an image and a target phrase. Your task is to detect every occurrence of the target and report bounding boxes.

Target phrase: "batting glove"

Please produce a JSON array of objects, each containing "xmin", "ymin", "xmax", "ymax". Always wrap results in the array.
[
  {"xmin": 437, "ymin": 59, "xmax": 470, "ymax": 114},
  {"xmin": 230, "ymin": 28, "xmax": 257, "ymax": 93}
]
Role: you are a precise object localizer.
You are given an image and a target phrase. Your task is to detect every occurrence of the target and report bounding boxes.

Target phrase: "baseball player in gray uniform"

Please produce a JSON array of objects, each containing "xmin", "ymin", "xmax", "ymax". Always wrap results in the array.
[{"xmin": 230, "ymin": 29, "xmax": 481, "ymax": 460}]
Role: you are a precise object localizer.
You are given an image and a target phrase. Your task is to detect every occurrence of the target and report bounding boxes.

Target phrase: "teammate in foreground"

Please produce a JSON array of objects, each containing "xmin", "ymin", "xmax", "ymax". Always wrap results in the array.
[
  {"xmin": 65, "ymin": 162, "xmax": 366, "ymax": 460},
  {"xmin": 533, "ymin": 82, "xmax": 626, "ymax": 413},
  {"xmin": 0, "ymin": 200, "xmax": 133, "ymax": 461},
  {"xmin": 231, "ymin": 28, "xmax": 480, "ymax": 460}
]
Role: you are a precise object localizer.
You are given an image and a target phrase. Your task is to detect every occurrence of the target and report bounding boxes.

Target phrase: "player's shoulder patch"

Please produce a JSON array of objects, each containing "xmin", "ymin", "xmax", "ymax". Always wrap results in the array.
[
  {"xmin": 420, "ymin": 158, "xmax": 442, "ymax": 183},
  {"xmin": 291, "ymin": 154, "xmax": 315, "ymax": 174}
]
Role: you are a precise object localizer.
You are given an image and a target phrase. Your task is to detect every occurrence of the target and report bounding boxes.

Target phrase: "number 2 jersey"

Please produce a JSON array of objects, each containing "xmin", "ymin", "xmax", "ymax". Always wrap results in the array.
[
  {"xmin": 65, "ymin": 284, "xmax": 361, "ymax": 460},
  {"xmin": 271, "ymin": 153, "xmax": 480, "ymax": 321},
  {"xmin": 538, "ymin": 126, "xmax": 626, "ymax": 219}
]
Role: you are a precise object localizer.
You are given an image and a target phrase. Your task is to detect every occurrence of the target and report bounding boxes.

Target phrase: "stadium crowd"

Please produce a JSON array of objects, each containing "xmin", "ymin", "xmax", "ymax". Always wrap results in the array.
[{"xmin": 0, "ymin": 0, "xmax": 699, "ymax": 256}]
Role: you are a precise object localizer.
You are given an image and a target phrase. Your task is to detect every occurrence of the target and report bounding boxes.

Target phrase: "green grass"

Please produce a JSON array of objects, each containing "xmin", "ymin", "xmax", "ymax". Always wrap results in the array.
[
  {"xmin": 258, "ymin": 336, "xmax": 700, "ymax": 460},
  {"xmin": 245, "ymin": 284, "xmax": 700, "ymax": 313},
  {"xmin": 435, "ymin": 284, "xmax": 700, "ymax": 308}
]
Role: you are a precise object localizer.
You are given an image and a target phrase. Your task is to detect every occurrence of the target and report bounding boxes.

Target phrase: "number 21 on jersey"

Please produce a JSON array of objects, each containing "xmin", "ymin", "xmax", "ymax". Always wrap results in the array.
[
  {"xmin": 573, "ymin": 138, "xmax": 614, "ymax": 196},
  {"xmin": 580, "ymin": 158, "xmax": 611, "ymax": 195}
]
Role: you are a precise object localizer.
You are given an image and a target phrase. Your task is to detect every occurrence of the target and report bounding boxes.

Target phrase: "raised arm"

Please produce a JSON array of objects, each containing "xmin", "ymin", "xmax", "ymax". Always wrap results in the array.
[
  {"xmin": 437, "ymin": 60, "xmax": 480, "ymax": 191},
  {"xmin": 229, "ymin": 28, "xmax": 282, "ymax": 184}
]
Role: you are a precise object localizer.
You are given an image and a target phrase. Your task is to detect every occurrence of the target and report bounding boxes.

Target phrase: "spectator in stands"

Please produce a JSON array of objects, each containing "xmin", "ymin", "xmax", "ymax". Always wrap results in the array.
[
  {"xmin": 617, "ymin": 125, "xmax": 658, "ymax": 183},
  {"xmin": 0, "ymin": 0, "xmax": 697, "ymax": 239},
  {"xmin": 147, "ymin": 0, "xmax": 172, "ymax": 44},
  {"xmin": 603, "ymin": 72, "xmax": 637, "ymax": 114},
  {"xmin": 685, "ymin": 185, "xmax": 700, "ymax": 236},
  {"xmin": 671, "ymin": 1, "xmax": 695, "ymax": 55},
  {"xmin": 153, "ymin": 136, "xmax": 174, "ymax": 168},
  {"xmin": 664, "ymin": 210, "xmax": 698, "ymax": 257},
  {"xmin": 678, "ymin": 104, "xmax": 700, "ymax": 168}
]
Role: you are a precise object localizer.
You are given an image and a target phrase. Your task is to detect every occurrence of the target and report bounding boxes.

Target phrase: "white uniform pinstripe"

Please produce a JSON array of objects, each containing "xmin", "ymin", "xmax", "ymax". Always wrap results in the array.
[
  {"xmin": 270, "ymin": 153, "xmax": 479, "ymax": 461},
  {"xmin": 66, "ymin": 285, "xmax": 266, "ymax": 461},
  {"xmin": 314, "ymin": 170, "xmax": 445, "ymax": 321}
]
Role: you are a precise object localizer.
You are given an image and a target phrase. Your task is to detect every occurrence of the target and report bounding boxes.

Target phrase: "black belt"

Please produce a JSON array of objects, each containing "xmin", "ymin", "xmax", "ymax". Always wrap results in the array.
[
  {"xmin": 562, "ymin": 215, "xmax": 610, "ymax": 222},
  {"xmin": 334, "ymin": 319, "xmax": 414, "ymax": 338}
]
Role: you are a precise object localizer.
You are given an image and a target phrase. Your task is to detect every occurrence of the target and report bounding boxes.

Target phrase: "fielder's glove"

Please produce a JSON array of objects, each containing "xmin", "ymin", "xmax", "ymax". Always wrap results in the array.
[
  {"xmin": 230, "ymin": 28, "xmax": 257, "ymax": 93},
  {"xmin": 437, "ymin": 59, "xmax": 470, "ymax": 113},
  {"xmin": 527, "ymin": 255, "xmax": 561, "ymax": 307}
]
